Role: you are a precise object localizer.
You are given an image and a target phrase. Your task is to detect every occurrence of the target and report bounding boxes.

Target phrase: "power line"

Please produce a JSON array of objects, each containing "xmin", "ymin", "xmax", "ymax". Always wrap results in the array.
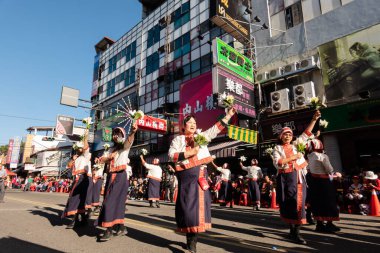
[{"xmin": 0, "ymin": 113, "xmax": 55, "ymax": 123}]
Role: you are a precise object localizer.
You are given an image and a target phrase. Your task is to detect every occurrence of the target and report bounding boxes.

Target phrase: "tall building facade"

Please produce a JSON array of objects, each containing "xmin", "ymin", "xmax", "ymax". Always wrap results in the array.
[
  {"xmin": 252, "ymin": 0, "xmax": 380, "ymax": 174},
  {"xmin": 91, "ymin": 0, "xmax": 240, "ymax": 166}
]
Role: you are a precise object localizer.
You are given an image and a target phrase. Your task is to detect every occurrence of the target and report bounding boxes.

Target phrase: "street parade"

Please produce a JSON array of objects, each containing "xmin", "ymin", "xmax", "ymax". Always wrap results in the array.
[{"xmin": 1, "ymin": 1, "xmax": 380, "ymax": 253}]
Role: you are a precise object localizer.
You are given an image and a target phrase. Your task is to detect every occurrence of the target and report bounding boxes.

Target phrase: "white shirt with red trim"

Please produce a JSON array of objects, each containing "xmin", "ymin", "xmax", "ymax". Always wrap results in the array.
[
  {"xmin": 273, "ymin": 132, "xmax": 313, "ymax": 171},
  {"xmin": 144, "ymin": 163, "xmax": 162, "ymax": 181},
  {"xmin": 168, "ymin": 121, "xmax": 225, "ymax": 170},
  {"xmin": 73, "ymin": 148, "xmax": 91, "ymax": 175}
]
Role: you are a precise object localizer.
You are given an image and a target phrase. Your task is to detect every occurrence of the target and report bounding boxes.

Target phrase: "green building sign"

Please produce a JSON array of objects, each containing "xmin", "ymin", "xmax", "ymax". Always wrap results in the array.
[
  {"xmin": 213, "ymin": 37, "xmax": 254, "ymax": 83},
  {"xmin": 321, "ymin": 99, "xmax": 380, "ymax": 132}
]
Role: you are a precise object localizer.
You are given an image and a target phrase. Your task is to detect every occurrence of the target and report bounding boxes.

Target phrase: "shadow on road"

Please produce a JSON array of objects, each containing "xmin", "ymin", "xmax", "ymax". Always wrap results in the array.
[
  {"xmin": 29, "ymin": 205, "xmax": 99, "ymax": 239},
  {"xmin": 0, "ymin": 237, "xmax": 65, "ymax": 253},
  {"xmin": 126, "ymin": 227, "xmax": 185, "ymax": 253}
]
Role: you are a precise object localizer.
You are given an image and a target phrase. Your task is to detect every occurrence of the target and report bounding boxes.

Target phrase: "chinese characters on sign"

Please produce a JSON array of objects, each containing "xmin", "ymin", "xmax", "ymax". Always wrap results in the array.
[
  {"xmin": 137, "ymin": 115, "xmax": 167, "ymax": 134},
  {"xmin": 271, "ymin": 121, "xmax": 296, "ymax": 136},
  {"xmin": 213, "ymin": 38, "xmax": 254, "ymax": 83},
  {"xmin": 213, "ymin": 67, "xmax": 256, "ymax": 118},
  {"xmin": 182, "ymin": 94, "xmax": 216, "ymax": 116},
  {"xmin": 179, "ymin": 72, "xmax": 225, "ymax": 132}
]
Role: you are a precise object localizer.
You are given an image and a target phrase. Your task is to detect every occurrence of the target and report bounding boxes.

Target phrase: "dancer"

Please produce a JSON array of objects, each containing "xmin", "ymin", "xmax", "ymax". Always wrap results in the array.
[
  {"xmin": 240, "ymin": 159, "xmax": 263, "ymax": 210},
  {"xmin": 91, "ymin": 162, "xmax": 105, "ymax": 215},
  {"xmin": 210, "ymin": 161, "xmax": 234, "ymax": 208},
  {"xmin": 307, "ymin": 138, "xmax": 341, "ymax": 232},
  {"xmin": 168, "ymin": 107, "xmax": 236, "ymax": 253},
  {"xmin": 62, "ymin": 131, "xmax": 90, "ymax": 229},
  {"xmin": 272, "ymin": 110, "xmax": 320, "ymax": 244},
  {"xmin": 85, "ymin": 155, "xmax": 93, "ymax": 218},
  {"xmin": 95, "ymin": 124, "xmax": 138, "ymax": 241},
  {"xmin": 140, "ymin": 155, "xmax": 162, "ymax": 208}
]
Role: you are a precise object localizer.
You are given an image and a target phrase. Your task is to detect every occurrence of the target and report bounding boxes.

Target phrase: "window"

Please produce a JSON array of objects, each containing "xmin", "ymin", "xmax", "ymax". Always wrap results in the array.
[
  {"xmin": 146, "ymin": 52, "xmax": 159, "ymax": 75},
  {"xmin": 285, "ymin": 2, "xmax": 303, "ymax": 29},
  {"xmin": 173, "ymin": 1, "xmax": 191, "ymax": 30},
  {"xmin": 107, "ymin": 40, "xmax": 136, "ymax": 74},
  {"xmin": 147, "ymin": 25, "xmax": 161, "ymax": 48}
]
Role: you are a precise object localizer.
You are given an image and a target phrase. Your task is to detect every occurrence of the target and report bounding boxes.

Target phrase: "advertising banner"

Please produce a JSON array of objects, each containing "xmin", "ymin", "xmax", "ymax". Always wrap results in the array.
[
  {"xmin": 6, "ymin": 139, "xmax": 13, "ymax": 164},
  {"xmin": 213, "ymin": 38, "xmax": 254, "ymax": 83},
  {"xmin": 22, "ymin": 134, "xmax": 34, "ymax": 163},
  {"xmin": 137, "ymin": 115, "xmax": 168, "ymax": 134},
  {"xmin": 10, "ymin": 137, "xmax": 21, "ymax": 169},
  {"xmin": 179, "ymin": 72, "xmax": 227, "ymax": 132},
  {"xmin": 56, "ymin": 115, "xmax": 75, "ymax": 135},
  {"xmin": 319, "ymin": 24, "xmax": 380, "ymax": 102},
  {"xmin": 213, "ymin": 66, "xmax": 256, "ymax": 117},
  {"xmin": 210, "ymin": 0, "xmax": 251, "ymax": 43}
]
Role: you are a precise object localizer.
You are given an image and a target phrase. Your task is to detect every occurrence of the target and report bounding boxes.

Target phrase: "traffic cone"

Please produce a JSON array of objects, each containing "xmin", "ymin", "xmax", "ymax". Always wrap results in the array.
[
  {"xmin": 369, "ymin": 189, "xmax": 380, "ymax": 217},
  {"xmin": 271, "ymin": 188, "xmax": 279, "ymax": 209}
]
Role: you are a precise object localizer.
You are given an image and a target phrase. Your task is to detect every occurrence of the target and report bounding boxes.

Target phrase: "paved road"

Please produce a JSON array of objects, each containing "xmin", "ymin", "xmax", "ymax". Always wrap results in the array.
[{"xmin": 0, "ymin": 190, "xmax": 379, "ymax": 253}]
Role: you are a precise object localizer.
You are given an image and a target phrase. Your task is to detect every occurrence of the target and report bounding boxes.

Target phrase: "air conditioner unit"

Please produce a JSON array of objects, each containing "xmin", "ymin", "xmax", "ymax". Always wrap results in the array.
[
  {"xmin": 299, "ymin": 56, "xmax": 318, "ymax": 69},
  {"xmin": 270, "ymin": 88, "xmax": 290, "ymax": 113},
  {"xmin": 293, "ymin": 81, "xmax": 316, "ymax": 108},
  {"xmin": 256, "ymin": 72, "xmax": 269, "ymax": 82},
  {"xmin": 269, "ymin": 67, "xmax": 284, "ymax": 79},
  {"xmin": 283, "ymin": 62, "xmax": 299, "ymax": 74}
]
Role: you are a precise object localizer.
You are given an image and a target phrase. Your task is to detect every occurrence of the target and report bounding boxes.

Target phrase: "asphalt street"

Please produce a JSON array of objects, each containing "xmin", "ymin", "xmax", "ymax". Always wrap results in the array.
[{"xmin": 0, "ymin": 190, "xmax": 379, "ymax": 253}]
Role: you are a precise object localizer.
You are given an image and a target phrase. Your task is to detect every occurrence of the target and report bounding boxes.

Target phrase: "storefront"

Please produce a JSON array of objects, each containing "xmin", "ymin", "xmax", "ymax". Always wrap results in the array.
[{"xmin": 321, "ymin": 99, "xmax": 380, "ymax": 175}]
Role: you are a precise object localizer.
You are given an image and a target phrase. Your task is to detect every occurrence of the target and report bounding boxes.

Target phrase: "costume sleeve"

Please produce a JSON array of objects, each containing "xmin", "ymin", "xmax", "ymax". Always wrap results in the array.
[
  {"xmin": 216, "ymin": 167, "xmax": 223, "ymax": 173},
  {"xmin": 273, "ymin": 145, "xmax": 285, "ymax": 167},
  {"xmin": 321, "ymin": 154, "xmax": 334, "ymax": 174},
  {"xmin": 202, "ymin": 121, "xmax": 226, "ymax": 142},
  {"xmin": 168, "ymin": 136, "xmax": 185, "ymax": 163},
  {"xmin": 241, "ymin": 166, "xmax": 248, "ymax": 172},
  {"xmin": 144, "ymin": 163, "xmax": 155, "ymax": 171}
]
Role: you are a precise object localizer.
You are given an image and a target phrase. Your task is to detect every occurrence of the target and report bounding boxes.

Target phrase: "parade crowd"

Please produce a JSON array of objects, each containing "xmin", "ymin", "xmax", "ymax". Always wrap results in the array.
[{"xmin": 1, "ymin": 108, "xmax": 379, "ymax": 253}]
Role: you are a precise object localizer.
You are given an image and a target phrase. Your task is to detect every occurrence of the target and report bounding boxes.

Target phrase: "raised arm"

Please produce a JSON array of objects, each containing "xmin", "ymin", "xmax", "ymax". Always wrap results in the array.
[
  {"xmin": 140, "ymin": 155, "xmax": 146, "ymax": 166},
  {"xmin": 124, "ymin": 122, "xmax": 138, "ymax": 150},
  {"xmin": 211, "ymin": 161, "xmax": 218, "ymax": 170},
  {"xmin": 304, "ymin": 110, "xmax": 321, "ymax": 135}
]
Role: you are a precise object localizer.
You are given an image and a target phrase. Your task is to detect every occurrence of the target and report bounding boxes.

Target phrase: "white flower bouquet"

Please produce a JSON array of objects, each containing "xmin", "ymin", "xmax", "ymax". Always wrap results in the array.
[
  {"xmin": 293, "ymin": 139, "xmax": 307, "ymax": 154},
  {"xmin": 264, "ymin": 148, "xmax": 273, "ymax": 156},
  {"xmin": 319, "ymin": 119, "xmax": 329, "ymax": 130},
  {"xmin": 103, "ymin": 143, "xmax": 110, "ymax": 151},
  {"xmin": 140, "ymin": 148, "xmax": 148, "ymax": 156},
  {"xmin": 194, "ymin": 129, "xmax": 209, "ymax": 147},
  {"xmin": 239, "ymin": 156, "xmax": 247, "ymax": 162},
  {"xmin": 219, "ymin": 92, "xmax": 235, "ymax": 108},
  {"xmin": 129, "ymin": 110, "xmax": 144, "ymax": 121},
  {"xmin": 308, "ymin": 97, "xmax": 326, "ymax": 110},
  {"xmin": 82, "ymin": 117, "xmax": 92, "ymax": 129},
  {"xmin": 73, "ymin": 142, "xmax": 84, "ymax": 150}
]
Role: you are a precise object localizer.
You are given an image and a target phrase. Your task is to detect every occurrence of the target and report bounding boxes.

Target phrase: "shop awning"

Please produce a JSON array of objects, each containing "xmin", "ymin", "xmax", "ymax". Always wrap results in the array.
[{"xmin": 208, "ymin": 140, "xmax": 243, "ymax": 158}]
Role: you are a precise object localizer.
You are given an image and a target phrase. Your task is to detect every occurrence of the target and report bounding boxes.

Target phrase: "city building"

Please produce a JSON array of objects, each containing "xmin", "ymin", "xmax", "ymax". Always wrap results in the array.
[
  {"xmin": 91, "ymin": 0, "xmax": 255, "ymax": 175},
  {"xmin": 251, "ymin": 0, "xmax": 380, "ymax": 174}
]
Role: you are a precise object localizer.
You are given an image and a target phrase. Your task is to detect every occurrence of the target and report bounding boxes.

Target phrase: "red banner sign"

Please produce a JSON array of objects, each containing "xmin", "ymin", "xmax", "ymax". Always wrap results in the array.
[{"xmin": 137, "ymin": 115, "xmax": 167, "ymax": 134}]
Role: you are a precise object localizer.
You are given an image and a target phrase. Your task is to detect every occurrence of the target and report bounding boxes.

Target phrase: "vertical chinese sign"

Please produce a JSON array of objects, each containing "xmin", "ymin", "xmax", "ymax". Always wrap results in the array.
[{"xmin": 179, "ymin": 72, "xmax": 226, "ymax": 132}]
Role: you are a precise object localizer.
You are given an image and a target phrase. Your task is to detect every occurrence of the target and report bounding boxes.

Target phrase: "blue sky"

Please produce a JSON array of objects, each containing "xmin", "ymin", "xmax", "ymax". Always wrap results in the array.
[{"xmin": 0, "ymin": 0, "xmax": 142, "ymax": 146}]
